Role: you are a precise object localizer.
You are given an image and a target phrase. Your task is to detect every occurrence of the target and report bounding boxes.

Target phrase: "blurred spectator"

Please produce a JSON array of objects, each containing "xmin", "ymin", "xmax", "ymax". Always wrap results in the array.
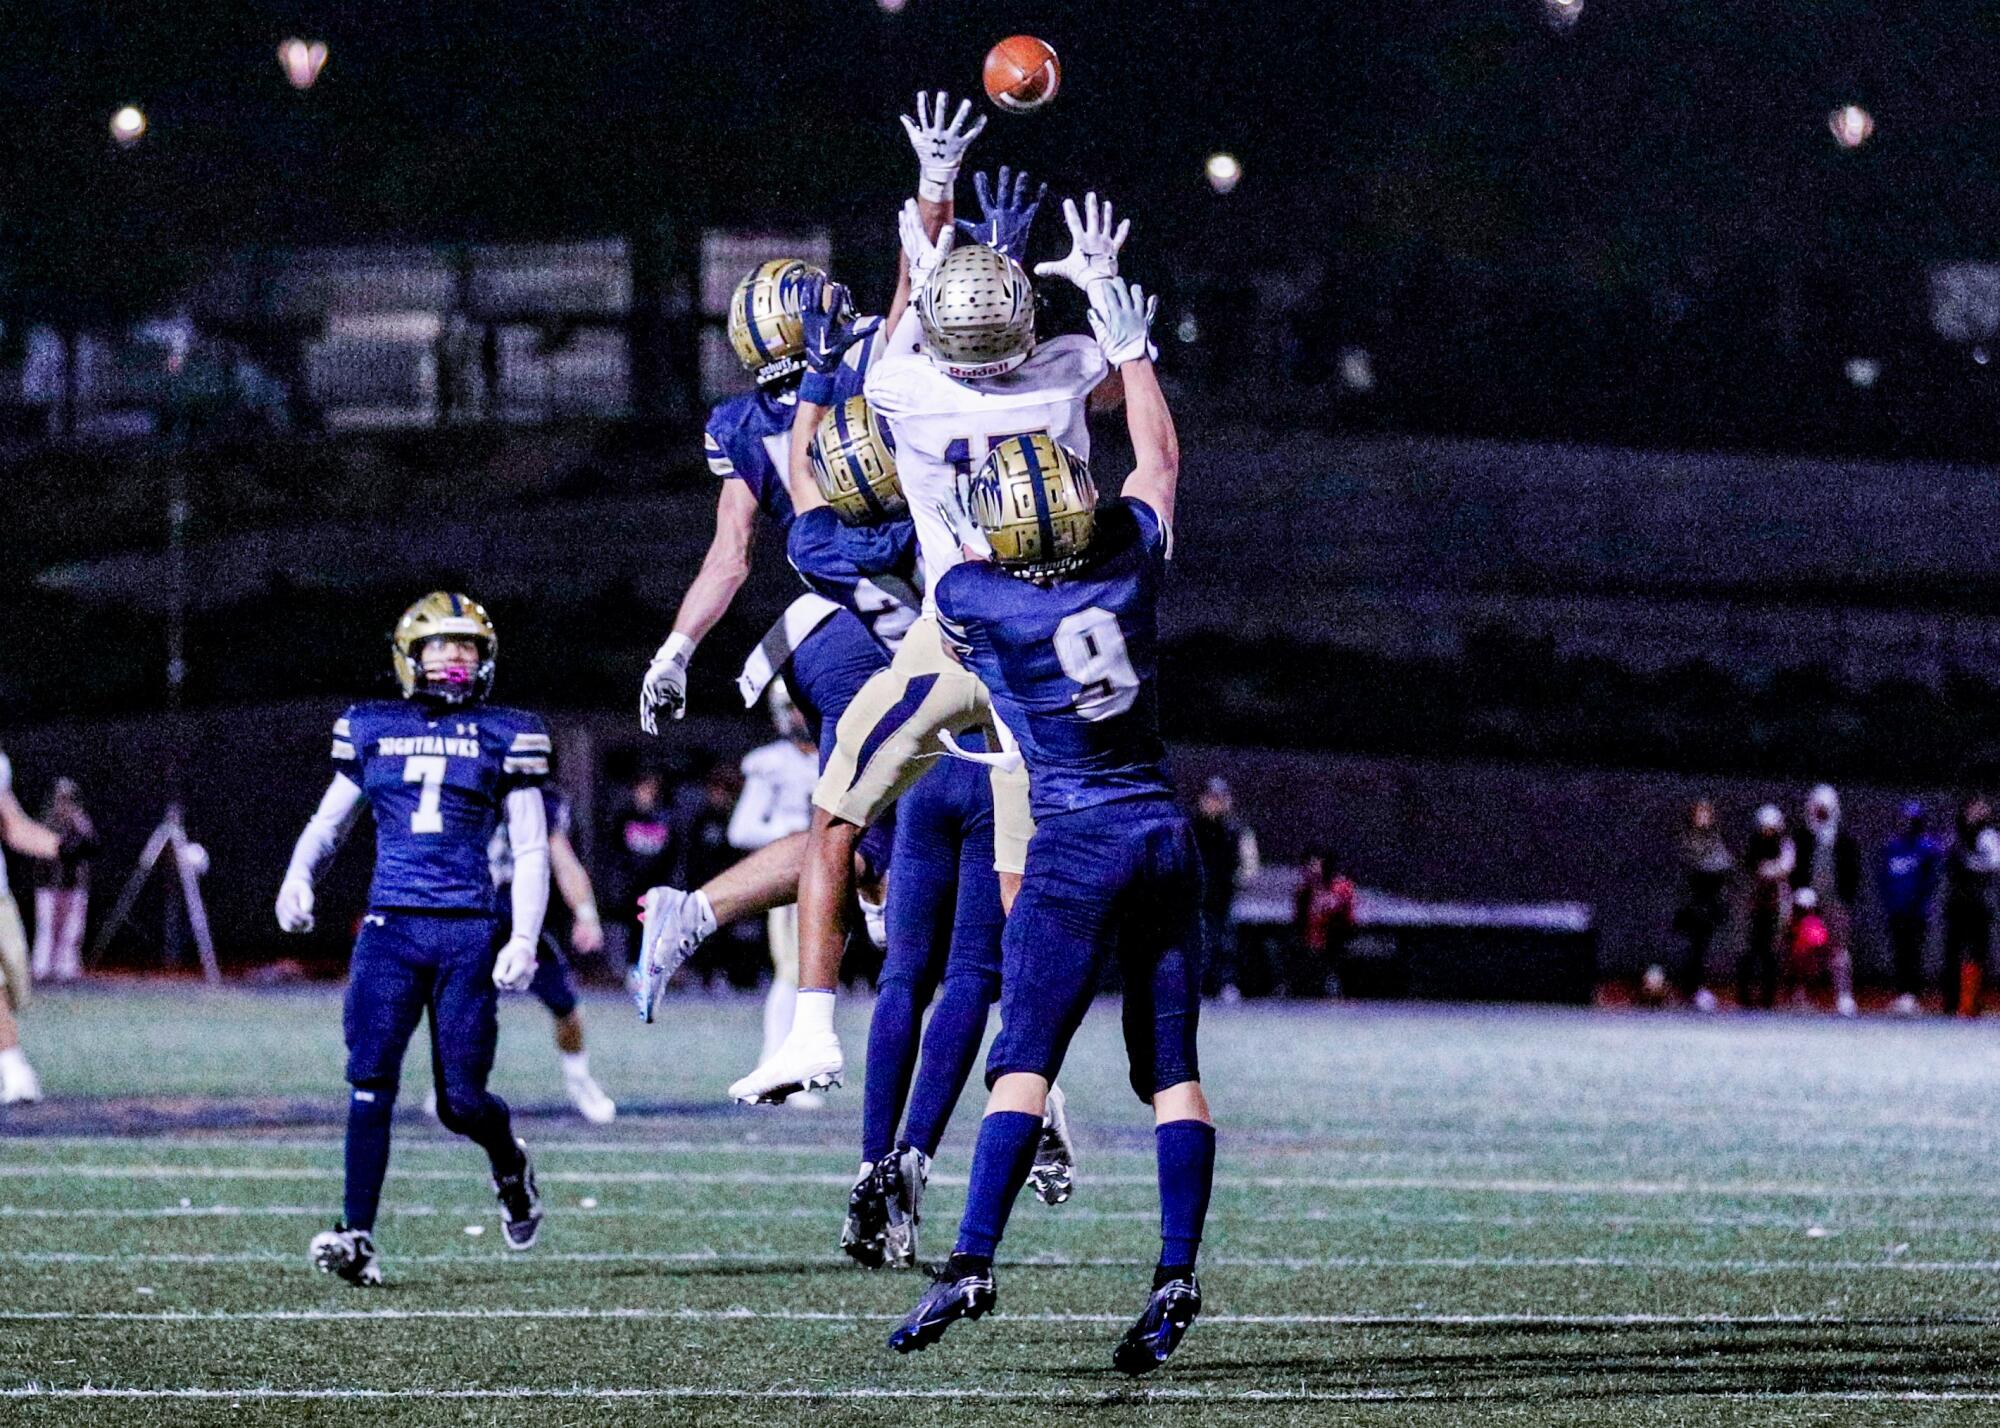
[
  {"xmin": 1878, "ymin": 801, "xmax": 1944, "ymax": 1016},
  {"xmin": 1193, "ymin": 777, "xmax": 1260, "ymax": 1000},
  {"xmin": 1738, "ymin": 804, "xmax": 1794, "ymax": 1011},
  {"xmin": 1293, "ymin": 847, "xmax": 1357, "ymax": 997},
  {"xmin": 602, "ymin": 769, "xmax": 675, "ymax": 975},
  {"xmin": 1941, "ymin": 796, "xmax": 1998, "ymax": 1017},
  {"xmin": 1792, "ymin": 784, "xmax": 1860, "ymax": 1017},
  {"xmin": 1781, "ymin": 886, "xmax": 1832, "ymax": 1009},
  {"xmin": 676, "ymin": 764, "xmax": 743, "ymax": 895},
  {"xmin": 30, "ymin": 778, "xmax": 94, "ymax": 983},
  {"xmin": 1800, "ymin": 784, "xmax": 1856, "ymax": 1016},
  {"xmin": 1672, "ymin": 799, "xmax": 1733, "ymax": 1012}
]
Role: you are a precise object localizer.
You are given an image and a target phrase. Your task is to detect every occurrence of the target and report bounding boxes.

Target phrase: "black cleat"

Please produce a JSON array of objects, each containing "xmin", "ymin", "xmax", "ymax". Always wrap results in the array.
[
  {"xmin": 887, "ymin": 1265, "xmax": 996, "ymax": 1354},
  {"xmin": 840, "ymin": 1161, "xmax": 889, "ymax": 1268},
  {"xmin": 1113, "ymin": 1276, "xmax": 1202, "ymax": 1375},
  {"xmin": 309, "ymin": 1222, "xmax": 382, "ymax": 1286},
  {"xmin": 494, "ymin": 1138, "xmax": 543, "ymax": 1250},
  {"xmin": 883, "ymin": 1143, "xmax": 929, "ymax": 1270}
]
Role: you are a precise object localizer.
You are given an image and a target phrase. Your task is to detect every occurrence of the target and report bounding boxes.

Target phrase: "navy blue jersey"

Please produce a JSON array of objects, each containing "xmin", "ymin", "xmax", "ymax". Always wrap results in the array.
[
  {"xmin": 935, "ymin": 497, "xmax": 1173, "ymax": 819},
  {"xmin": 704, "ymin": 390, "xmax": 799, "ymax": 533},
  {"xmin": 331, "ymin": 700, "xmax": 550, "ymax": 912},
  {"xmin": 787, "ymin": 507, "xmax": 922, "ymax": 652}
]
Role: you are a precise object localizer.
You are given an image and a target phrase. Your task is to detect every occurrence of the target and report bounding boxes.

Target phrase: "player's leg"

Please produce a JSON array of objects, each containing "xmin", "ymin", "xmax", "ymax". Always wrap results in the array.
[
  {"xmin": 0, "ymin": 887, "xmax": 35, "ymax": 1102},
  {"xmin": 530, "ymin": 933, "xmax": 614, "ymax": 1123},
  {"xmin": 55, "ymin": 887, "xmax": 86, "ymax": 981},
  {"xmin": 732, "ymin": 627, "xmax": 985, "ymax": 1102},
  {"xmin": 313, "ymin": 914, "xmax": 429, "ymax": 1285},
  {"xmin": 1113, "ymin": 814, "xmax": 1213, "ymax": 1376},
  {"xmin": 890, "ymin": 817, "xmax": 1121, "ymax": 1353},
  {"xmin": 427, "ymin": 917, "xmax": 539, "ymax": 1248},
  {"xmin": 30, "ymin": 887, "xmax": 55, "ymax": 981}
]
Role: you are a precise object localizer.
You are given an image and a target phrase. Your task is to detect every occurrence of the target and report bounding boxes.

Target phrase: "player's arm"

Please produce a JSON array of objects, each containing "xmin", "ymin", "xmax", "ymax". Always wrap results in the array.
[
  {"xmin": 886, "ymin": 91, "xmax": 981, "ymax": 333},
  {"xmin": 0, "ymin": 785, "xmax": 60, "ymax": 861},
  {"xmin": 492, "ymin": 787, "xmax": 550, "ymax": 991},
  {"xmin": 548, "ymin": 826, "xmax": 602, "ymax": 956},
  {"xmin": 275, "ymin": 773, "xmax": 366, "ymax": 932},
  {"xmin": 1090, "ymin": 280, "xmax": 1178, "ymax": 530},
  {"xmin": 641, "ymin": 479, "xmax": 761, "ymax": 731}
]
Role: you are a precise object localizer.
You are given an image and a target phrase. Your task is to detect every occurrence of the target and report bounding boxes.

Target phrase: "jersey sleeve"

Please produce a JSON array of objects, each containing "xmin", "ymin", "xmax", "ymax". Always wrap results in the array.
[
  {"xmin": 330, "ymin": 708, "xmax": 362, "ymax": 774},
  {"xmin": 1123, "ymin": 496, "xmax": 1171, "ymax": 567},
  {"xmin": 545, "ymin": 789, "xmax": 572, "ymax": 840},
  {"xmin": 1041, "ymin": 334, "xmax": 1112, "ymax": 402},
  {"xmin": 0, "ymin": 749, "xmax": 11, "ymax": 796},
  {"xmin": 933, "ymin": 568, "xmax": 983, "ymax": 659},
  {"xmin": 703, "ymin": 417, "xmax": 735, "ymax": 478},
  {"xmin": 501, "ymin": 714, "xmax": 552, "ymax": 791}
]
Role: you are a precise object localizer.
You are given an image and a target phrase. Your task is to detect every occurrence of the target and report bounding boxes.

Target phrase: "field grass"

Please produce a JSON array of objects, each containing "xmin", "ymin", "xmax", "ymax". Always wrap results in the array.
[{"xmin": 7, "ymin": 985, "xmax": 2000, "ymax": 1425}]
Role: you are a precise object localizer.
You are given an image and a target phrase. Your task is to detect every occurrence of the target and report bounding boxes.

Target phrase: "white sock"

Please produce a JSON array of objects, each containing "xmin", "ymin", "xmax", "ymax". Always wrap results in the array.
[
  {"xmin": 793, "ymin": 987, "xmax": 836, "ymax": 1038},
  {"xmin": 763, "ymin": 979, "xmax": 798, "ymax": 1062},
  {"xmin": 561, "ymin": 1051, "xmax": 591, "ymax": 1079},
  {"xmin": 692, "ymin": 890, "xmax": 717, "ymax": 941},
  {"xmin": 0, "ymin": 1047, "xmax": 29, "ymax": 1078}
]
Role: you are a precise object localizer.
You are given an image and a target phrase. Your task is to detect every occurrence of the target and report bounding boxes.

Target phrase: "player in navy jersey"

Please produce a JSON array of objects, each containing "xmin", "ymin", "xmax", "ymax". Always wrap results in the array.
[
  {"xmin": 276, "ymin": 592, "xmax": 551, "ymax": 1286},
  {"xmin": 889, "ymin": 278, "xmax": 1214, "ymax": 1376}
]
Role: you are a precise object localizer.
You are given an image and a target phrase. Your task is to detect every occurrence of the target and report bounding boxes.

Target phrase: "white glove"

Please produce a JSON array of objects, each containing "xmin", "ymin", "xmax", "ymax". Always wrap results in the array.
[
  {"xmin": 276, "ymin": 877, "xmax": 315, "ymax": 934},
  {"xmin": 900, "ymin": 90, "xmax": 986, "ymax": 201},
  {"xmin": 899, "ymin": 198, "xmax": 956, "ymax": 296},
  {"xmin": 1033, "ymin": 193, "xmax": 1130, "ymax": 292},
  {"xmin": 640, "ymin": 633, "xmax": 695, "ymax": 734},
  {"xmin": 1087, "ymin": 279, "xmax": 1160, "ymax": 367},
  {"xmin": 492, "ymin": 935, "xmax": 538, "ymax": 992}
]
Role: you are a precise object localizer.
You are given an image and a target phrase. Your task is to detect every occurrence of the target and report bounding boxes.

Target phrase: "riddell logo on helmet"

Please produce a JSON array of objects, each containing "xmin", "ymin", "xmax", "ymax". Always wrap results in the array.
[{"xmin": 936, "ymin": 352, "xmax": 1031, "ymax": 380}]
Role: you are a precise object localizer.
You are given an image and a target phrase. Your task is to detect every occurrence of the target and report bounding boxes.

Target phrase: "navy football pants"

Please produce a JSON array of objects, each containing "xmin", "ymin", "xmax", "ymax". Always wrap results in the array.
[
  {"xmin": 986, "ymin": 799, "xmax": 1205, "ymax": 1103},
  {"xmin": 862, "ymin": 751, "xmax": 1006, "ymax": 1161}
]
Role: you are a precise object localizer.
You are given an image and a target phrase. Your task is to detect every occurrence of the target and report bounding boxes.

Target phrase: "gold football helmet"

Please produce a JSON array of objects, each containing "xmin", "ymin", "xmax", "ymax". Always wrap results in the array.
[
  {"xmin": 809, "ymin": 396, "xmax": 906, "ymax": 526},
  {"xmin": 917, "ymin": 244, "xmax": 1036, "ymax": 380},
  {"xmin": 727, "ymin": 258, "xmax": 824, "ymax": 388},
  {"xmin": 968, "ymin": 433, "xmax": 1098, "ymax": 579},
  {"xmin": 392, "ymin": 591, "xmax": 497, "ymax": 704}
]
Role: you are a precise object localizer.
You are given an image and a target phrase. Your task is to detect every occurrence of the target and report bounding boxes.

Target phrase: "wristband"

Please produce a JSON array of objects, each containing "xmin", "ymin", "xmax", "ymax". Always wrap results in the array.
[
  {"xmin": 654, "ymin": 632, "xmax": 697, "ymax": 667},
  {"xmin": 918, "ymin": 171, "xmax": 954, "ymax": 203},
  {"xmin": 798, "ymin": 370, "xmax": 838, "ymax": 407}
]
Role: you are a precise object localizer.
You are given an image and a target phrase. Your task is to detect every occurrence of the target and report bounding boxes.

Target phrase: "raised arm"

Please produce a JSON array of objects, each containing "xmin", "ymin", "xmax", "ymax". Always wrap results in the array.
[
  {"xmin": 1088, "ymin": 280, "xmax": 1179, "ymax": 531},
  {"xmin": 641, "ymin": 480, "xmax": 761, "ymax": 732},
  {"xmin": 886, "ymin": 90, "xmax": 980, "ymax": 334},
  {"xmin": 276, "ymin": 773, "xmax": 367, "ymax": 932}
]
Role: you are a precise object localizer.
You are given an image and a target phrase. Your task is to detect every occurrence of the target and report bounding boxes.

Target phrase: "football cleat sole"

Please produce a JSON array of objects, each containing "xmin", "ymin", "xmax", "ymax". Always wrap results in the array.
[{"xmin": 1113, "ymin": 1278, "xmax": 1202, "ymax": 1376}]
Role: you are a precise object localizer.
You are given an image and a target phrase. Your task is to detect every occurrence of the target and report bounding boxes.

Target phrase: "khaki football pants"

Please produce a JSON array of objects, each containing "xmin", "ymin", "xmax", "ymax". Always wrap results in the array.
[
  {"xmin": 0, "ymin": 891, "xmax": 31, "ymax": 1012},
  {"xmin": 811, "ymin": 616, "xmax": 1033, "ymax": 873}
]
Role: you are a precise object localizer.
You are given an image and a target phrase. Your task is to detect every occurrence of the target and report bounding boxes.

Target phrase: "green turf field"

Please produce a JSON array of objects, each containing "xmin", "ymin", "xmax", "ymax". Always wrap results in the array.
[{"xmin": 7, "ymin": 985, "xmax": 2000, "ymax": 1425}]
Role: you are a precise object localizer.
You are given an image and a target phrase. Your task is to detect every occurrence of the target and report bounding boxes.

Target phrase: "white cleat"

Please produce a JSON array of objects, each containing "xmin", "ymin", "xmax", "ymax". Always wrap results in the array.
[
  {"xmin": 564, "ymin": 1069, "xmax": 617, "ymax": 1124},
  {"xmin": 0, "ymin": 1058, "xmax": 42, "ymax": 1105},
  {"xmin": 1691, "ymin": 987, "xmax": 1719, "ymax": 1014},
  {"xmin": 1836, "ymin": 993, "xmax": 1858, "ymax": 1019},
  {"xmin": 728, "ymin": 1026, "xmax": 843, "ymax": 1105},
  {"xmin": 634, "ymin": 886, "xmax": 715, "ymax": 1023},
  {"xmin": 1892, "ymin": 993, "xmax": 1920, "ymax": 1017},
  {"xmin": 783, "ymin": 1090, "xmax": 825, "ymax": 1110},
  {"xmin": 859, "ymin": 894, "xmax": 888, "ymax": 951},
  {"xmin": 1030, "ymin": 1082, "xmax": 1077, "ymax": 1205}
]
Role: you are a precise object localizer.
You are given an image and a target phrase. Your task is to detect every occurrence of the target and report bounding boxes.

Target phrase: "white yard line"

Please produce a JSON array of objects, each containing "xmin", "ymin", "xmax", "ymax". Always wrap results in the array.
[
  {"xmin": 0, "ymin": 1306, "xmax": 1962, "ymax": 1326},
  {"xmin": 12, "ymin": 1163, "xmax": 2000, "ymax": 1199},
  {"xmin": 10, "ymin": 1249, "xmax": 2000, "ymax": 1273}
]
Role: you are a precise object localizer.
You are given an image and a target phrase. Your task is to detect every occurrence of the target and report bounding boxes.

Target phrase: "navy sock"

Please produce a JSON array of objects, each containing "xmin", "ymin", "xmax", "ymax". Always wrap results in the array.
[
  {"xmin": 342, "ymin": 1084, "xmax": 397, "ymax": 1232},
  {"xmin": 952, "ymin": 1109, "xmax": 1044, "ymax": 1259},
  {"xmin": 904, "ymin": 973, "xmax": 998, "ymax": 1158},
  {"xmin": 861, "ymin": 978, "xmax": 923, "ymax": 1165},
  {"xmin": 1156, "ymin": 1119, "xmax": 1216, "ymax": 1270}
]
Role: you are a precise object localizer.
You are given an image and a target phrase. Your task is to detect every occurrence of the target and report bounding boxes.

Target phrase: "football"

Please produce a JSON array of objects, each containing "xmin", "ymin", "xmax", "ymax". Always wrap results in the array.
[{"xmin": 983, "ymin": 35, "xmax": 1060, "ymax": 113}]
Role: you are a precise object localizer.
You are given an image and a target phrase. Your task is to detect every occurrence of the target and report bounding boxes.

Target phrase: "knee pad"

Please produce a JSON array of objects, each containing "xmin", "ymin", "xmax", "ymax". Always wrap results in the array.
[{"xmin": 348, "ymin": 1078, "xmax": 398, "ymax": 1122}]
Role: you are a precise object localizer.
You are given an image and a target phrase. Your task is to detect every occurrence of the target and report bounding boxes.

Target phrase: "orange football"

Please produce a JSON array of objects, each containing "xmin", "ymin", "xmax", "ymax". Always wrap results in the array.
[{"xmin": 983, "ymin": 35, "xmax": 1060, "ymax": 114}]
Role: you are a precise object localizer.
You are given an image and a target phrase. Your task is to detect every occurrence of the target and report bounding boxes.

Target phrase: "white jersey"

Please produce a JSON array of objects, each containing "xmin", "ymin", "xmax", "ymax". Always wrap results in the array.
[
  {"xmin": 864, "ymin": 309, "xmax": 1108, "ymax": 609},
  {"xmin": 728, "ymin": 739, "xmax": 819, "ymax": 851}
]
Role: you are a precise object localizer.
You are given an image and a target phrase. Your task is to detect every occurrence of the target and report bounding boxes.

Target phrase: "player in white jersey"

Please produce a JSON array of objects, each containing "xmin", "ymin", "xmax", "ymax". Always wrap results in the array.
[
  {"xmin": 0, "ymin": 747, "xmax": 69, "ymax": 1103},
  {"xmin": 731, "ymin": 169, "xmax": 1136, "ymax": 1104},
  {"xmin": 727, "ymin": 684, "xmax": 824, "ymax": 1105}
]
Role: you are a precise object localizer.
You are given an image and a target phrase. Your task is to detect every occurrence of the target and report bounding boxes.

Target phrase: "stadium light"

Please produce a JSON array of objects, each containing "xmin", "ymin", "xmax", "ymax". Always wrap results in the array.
[
  {"xmin": 1844, "ymin": 358, "xmax": 1880, "ymax": 389},
  {"xmin": 1828, "ymin": 104, "xmax": 1874, "ymax": 150},
  {"xmin": 877, "ymin": 0, "xmax": 908, "ymax": 11},
  {"xmin": 278, "ymin": 38, "xmax": 329, "ymax": 91},
  {"xmin": 1205, "ymin": 152, "xmax": 1241, "ymax": 195},
  {"xmin": 1542, "ymin": 0, "xmax": 1584, "ymax": 31},
  {"xmin": 110, "ymin": 105, "xmax": 147, "ymax": 147}
]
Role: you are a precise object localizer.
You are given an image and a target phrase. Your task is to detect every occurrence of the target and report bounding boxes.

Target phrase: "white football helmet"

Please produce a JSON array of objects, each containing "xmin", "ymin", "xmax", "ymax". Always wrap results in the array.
[{"xmin": 916, "ymin": 243, "xmax": 1036, "ymax": 380}]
